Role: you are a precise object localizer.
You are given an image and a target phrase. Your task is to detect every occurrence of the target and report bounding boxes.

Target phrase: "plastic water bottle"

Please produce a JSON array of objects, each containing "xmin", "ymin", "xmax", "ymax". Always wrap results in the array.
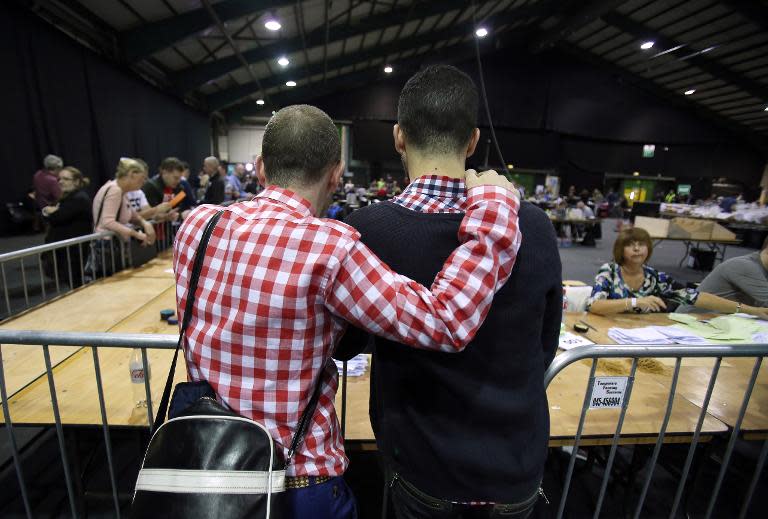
[{"xmin": 130, "ymin": 349, "xmax": 149, "ymax": 408}]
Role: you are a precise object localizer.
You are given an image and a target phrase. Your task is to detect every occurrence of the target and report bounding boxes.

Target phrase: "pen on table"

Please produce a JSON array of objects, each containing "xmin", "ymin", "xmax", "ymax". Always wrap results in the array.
[{"xmin": 577, "ymin": 320, "xmax": 598, "ymax": 332}]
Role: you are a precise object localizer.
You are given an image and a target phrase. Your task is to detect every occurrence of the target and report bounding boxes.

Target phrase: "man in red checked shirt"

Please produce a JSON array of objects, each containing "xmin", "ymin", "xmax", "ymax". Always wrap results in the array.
[{"xmin": 173, "ymin": 104, "xmax": 521, "ymax": 518}]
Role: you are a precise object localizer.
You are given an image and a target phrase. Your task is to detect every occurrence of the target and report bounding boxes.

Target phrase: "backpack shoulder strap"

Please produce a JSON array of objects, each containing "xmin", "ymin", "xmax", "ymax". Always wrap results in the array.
[{"xmin": 152, "ymin": 210, "xmax": 225, "ymax": 431}]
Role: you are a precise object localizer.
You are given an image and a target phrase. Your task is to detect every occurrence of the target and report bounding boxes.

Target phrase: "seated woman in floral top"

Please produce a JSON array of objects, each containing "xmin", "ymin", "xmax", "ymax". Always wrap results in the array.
[{"xmin": 588, "ymin": 227, "xmax": 768, "ymax": 318}]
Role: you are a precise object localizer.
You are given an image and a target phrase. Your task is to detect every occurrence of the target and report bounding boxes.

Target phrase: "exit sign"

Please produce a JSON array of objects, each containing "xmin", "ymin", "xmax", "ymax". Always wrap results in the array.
[{"xmin": 642, "ymin": 145, "xmax": 655, "ymax": 158}]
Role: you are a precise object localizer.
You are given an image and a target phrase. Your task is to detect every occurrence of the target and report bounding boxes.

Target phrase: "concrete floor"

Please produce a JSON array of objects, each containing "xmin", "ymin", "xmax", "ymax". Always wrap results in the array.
[{"xmin": 559, "ymin": 219, "xmax": 758, "ymax": 286}]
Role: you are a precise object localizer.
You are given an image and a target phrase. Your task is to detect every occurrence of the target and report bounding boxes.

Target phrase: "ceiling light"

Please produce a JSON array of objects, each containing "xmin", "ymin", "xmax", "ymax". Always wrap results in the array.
[
  {"xmin": 277, "ymin": 56, "xmax": 289, "ymax": 67},
  {"xmin": 264, "ymin": 19, "xmax": 281, "ymax": 31},
  {"xmin": 475, "ymin": 27, "xmax": 489, "ymax": 38},
  {"xmin": 285, "ymin": 80, "xmax": 296, "ymax": 87},
  {"xmin": 506, "ymin": 164, "xmax": 514, "ymax": 169},
  {"xmin": 633, "ymin": 171, "xmax": 640, "ymax": 176},
  {"xmin": 245, "ymin": 163, "xmax": 254, "ymax": 172},
  {"xmin": 384, "ymin": 65, "xmax": 393, "ymax": 74},
  {"xmin": 684, "ymin": 89, "xmax": 696, "ymax": 95},
  {"xmin": 256, "ymin": 99, "xmax": 265, "ymax": 105},
  {"xmin": 640, "ymin": 41, "xmax": 654, "ymax": 50}
]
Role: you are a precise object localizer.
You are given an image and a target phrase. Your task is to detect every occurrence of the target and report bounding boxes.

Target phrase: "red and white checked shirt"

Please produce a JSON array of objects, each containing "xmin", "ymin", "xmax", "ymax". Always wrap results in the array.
[{"xmin": 173, "ymin": 184, "xmax": 520, "ymax": 477}]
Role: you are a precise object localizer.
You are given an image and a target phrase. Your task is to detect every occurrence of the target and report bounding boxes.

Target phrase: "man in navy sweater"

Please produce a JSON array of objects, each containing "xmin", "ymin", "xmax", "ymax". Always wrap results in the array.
[{"xmin": 337, "ymin": 65, "xmax": 562, "ymax": 517}]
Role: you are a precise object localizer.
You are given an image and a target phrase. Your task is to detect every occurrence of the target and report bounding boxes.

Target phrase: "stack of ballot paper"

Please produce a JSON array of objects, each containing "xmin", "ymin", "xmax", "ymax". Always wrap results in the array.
[
  {"xmin": 649, "ymin": 325, "xmax": 711, "ymax": 345},
  {"xmin": 668, "ymin": 314, "xmax": 766, "ymax": 341},
  {"xmin": 335, "ymin": 354, "xmax": 369, "ymax": 377},
  {"xmin": 606, "ymin": 315, "xmax": 768, "ymax": 346},
  {"xmin": 608, "ymin": 327, "xmax": 675, "ymax": 345}
]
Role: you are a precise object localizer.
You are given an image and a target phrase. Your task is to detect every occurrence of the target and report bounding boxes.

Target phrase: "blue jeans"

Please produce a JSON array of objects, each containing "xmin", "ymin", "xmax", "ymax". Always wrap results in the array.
[
  {"xmin": 283, "ymin": 476, "xmax": 358, "ymax": 519},
  {"xmin": 390, "ymin": 473, "xmax": 539, "ymax": 519}
]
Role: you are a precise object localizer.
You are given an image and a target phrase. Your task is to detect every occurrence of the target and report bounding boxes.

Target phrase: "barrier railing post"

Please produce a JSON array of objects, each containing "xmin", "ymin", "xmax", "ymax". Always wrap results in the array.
[
  {"xmin": 341, "ymin": 360, "xmax": 348, "ymax": 438},
  {"xmin": 141, "ymin": 348, "xmax": 154, "ymax": 431},
  {"xmin": 52, "ymin": 251, "xmax": 60, "ymax": 293},
  {"xmin": 669, "ymin": 357, "xmax": 722, "ymax": 518},
  {"xmin": 91, "ymin": 242, "xmax": 97, "ymax": 282},
  {"xmin": 79, "ymin": 242, "xmax": 85, "ymax": 285},
  {"xmin": 556, "ymin": 358, "xmax": 597, "ymax": 519},
  {"xmin": 38, "ymin": 254, "xmax": 46, "ymax": 300},
  {"xmin": 0, "ymin": 344, "xmax": 33, "ymax": 518},
  {"xmin": 634, "ymin": 357, "xmax": 681, "ymax": 518},
  {"xmin": 705, "ymin": 356, "xmax": 763, "ymax": 519},
  {"xmin": 593, "ymin": 358, "xmax": 638, "ymax": 519},
  {"xmin": 1, "ymin": 263, "xmax": 11, "ymax": 316},
  {"xmin": 91, "ymin": 347, "xmax": 121, "ymax": 518},
  {"xmin": 739, "ymin": 437, "xmax": 768, "ymax": 519},
  {"xmin": 42, "ymin": 344, "xmax": 79, "ymax": 519},
  {"xmin": 66, "ymin": 247, "xmax": 74, "ymax": 291},
  {"xmin": 20, "ymin": 260, "xmax": 29, "ymax": 306},
  {"xmin": 110, "ymin": 240, "xmax": 116, "ymax": 275},
  {"xmin": 100, "ymin": 241, "xmax": 107, "ymax": 279}
]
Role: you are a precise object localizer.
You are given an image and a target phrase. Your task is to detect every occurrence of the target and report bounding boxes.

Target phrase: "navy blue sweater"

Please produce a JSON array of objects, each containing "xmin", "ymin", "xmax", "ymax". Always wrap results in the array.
[{"xmin": 338, "ymin": 201, "xmax": 562, "ymax": 503}]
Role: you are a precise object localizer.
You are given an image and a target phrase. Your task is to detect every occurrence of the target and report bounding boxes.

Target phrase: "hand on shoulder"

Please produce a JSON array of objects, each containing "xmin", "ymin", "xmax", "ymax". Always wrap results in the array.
[{"xmin": 465, "ymin": 169, "xmax": 519, "ymax": 198}]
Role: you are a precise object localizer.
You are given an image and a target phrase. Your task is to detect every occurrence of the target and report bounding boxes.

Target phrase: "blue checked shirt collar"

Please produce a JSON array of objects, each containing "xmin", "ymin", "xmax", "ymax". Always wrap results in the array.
[{"xmin": 391, "ymin": 175, "xmax": 467, "ymax": 214}]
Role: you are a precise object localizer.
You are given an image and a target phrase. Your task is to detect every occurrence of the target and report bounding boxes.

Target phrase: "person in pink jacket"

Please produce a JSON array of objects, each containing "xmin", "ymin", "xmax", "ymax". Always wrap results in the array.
[{"xmin": 92, "ymin": 157, "xmax": 156, "ymax": 245}]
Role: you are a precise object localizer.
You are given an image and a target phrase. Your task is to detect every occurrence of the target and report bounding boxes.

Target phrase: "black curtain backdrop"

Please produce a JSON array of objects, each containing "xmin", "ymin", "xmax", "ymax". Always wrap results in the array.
[
  {"xmin": 0, "ymin": 4, "xmax": 210, "ymax": 208},
  {"xmin": 313, "ymin": 48, "xmax": 766, "ymax": 190}
]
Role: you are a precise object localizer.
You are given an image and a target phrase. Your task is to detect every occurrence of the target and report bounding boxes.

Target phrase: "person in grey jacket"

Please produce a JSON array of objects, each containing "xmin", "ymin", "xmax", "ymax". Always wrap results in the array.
[{"xmin": 679, "ymin": 236, "xmax": 768, "ymax": 312}]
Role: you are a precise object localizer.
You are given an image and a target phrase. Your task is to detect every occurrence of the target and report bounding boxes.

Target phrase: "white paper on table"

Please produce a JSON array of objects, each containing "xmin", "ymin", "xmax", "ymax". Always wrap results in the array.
[
  {"xmin": 650, "ymin": 325, "xmax": 711, "ymax": 345},
  {"xmin": 752, "ymin": 332, "xmax": 768, "ymax": 344},
  {"xmin": 559, "ymin": 332, "xmax": 594, "ymax": 350},
  {"xmin": 334, "ymin": 354, "xmax": 369, "ymax": 377},
  {"xmin": 607, "ymin": 326, "xmax": 675, "ymax": 345}
]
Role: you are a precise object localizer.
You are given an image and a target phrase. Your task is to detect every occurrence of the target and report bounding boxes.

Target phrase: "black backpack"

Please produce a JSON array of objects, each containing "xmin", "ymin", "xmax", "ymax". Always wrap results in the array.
[{"xmin": 129, "ymin": 210, "xmax": 322, "ymax": 519}]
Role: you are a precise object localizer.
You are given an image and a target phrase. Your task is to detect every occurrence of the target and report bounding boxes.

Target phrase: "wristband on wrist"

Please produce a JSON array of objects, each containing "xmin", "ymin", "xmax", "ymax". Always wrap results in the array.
[
  {"xmin": 735, "ymin": 302, "xmax": 742, "ymax": 313},
  {"xmin": 631, "ymin": 297, "xmax": 638, "ymax": 311}
]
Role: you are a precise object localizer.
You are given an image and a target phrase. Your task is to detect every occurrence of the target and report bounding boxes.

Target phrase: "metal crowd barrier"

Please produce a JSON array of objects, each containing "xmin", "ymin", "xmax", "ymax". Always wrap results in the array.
[
  {"xmin": 0, "ymin": 220, "xmax": 177, "ymax": 321},
  {"xmin": 545, "ymin": 343, "xmax": 768, "ymax": 519},
  {"xmin": 0, "ymin": 330, "xmax": 177, "ymax": 519},
  {"xmin": 0, "ymin": 335, "xmax": 766, "ymax": 518}
]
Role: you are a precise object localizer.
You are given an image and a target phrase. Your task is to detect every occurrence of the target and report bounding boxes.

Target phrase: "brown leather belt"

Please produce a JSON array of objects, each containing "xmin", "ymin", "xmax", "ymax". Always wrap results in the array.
[{"xmin": 285, "ymin": 475, "xmax": 332, "ymax": 489}]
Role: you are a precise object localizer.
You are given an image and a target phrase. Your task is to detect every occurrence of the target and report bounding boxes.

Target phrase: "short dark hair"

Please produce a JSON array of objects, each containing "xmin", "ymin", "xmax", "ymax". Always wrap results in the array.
[
  {"xmin": 397, "ymin": 65, "xmax": 479, "ymax": 154},
  {"xmin": 613, "ymin": 227, "xmax": 654, "ymax": 264},
  {"xmin": 262, "ymin": 105, "xmax": 340, "ymax": 186},
  {"xmin": 159, "ymin": 157, "xmax": 184, "ymax": 172},
  {"xmin": 180, "ymin": 161, "xmax": 190, "ymax": 170}
]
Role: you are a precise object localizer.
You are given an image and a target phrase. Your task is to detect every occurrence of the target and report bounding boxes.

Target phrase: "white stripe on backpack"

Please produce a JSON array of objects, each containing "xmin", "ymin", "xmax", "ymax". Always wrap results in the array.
[{"xmin": 136, "ymin": 468, "xmax": 286, "ymax": 494}]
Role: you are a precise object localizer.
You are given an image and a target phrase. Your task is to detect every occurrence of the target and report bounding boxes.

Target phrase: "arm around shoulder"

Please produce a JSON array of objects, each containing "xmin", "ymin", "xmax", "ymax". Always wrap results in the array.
[{"xmin": 323, "ymin": 183, "xmax": 522, "ymax": 352}]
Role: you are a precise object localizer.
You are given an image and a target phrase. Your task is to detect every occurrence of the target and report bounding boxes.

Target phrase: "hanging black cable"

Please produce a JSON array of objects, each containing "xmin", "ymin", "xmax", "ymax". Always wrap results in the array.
[{"xmin": 471, "ymin": 0, "xmax": 507, "ymax": 172}]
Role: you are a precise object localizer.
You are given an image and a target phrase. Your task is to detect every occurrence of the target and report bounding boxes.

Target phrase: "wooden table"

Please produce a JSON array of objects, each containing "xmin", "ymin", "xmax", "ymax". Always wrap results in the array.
[
  {"xmin": 1, "ymin": 258, "xmax": 748, "ymax": 449},
  {"xmin": 650, "ymin": 236, "xmax": 741, "ymax": 267},
  {"xmin": 0, "ymin": 267, "xmax": 184, "ymax": 425},
  {"xmin": 0, "ymin": 255, "xmax": 176, "ymax": 399},
  {"xmin": 565, "ymin": 312, "xmax": 768, "ymax": 436},
  {"xmin": 0, "ymin": 255, "xmax": 370, "ymax": 432},
  {"xmin": 343, "ymin": 314, "xmax": 729, "ymax": 447}
]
